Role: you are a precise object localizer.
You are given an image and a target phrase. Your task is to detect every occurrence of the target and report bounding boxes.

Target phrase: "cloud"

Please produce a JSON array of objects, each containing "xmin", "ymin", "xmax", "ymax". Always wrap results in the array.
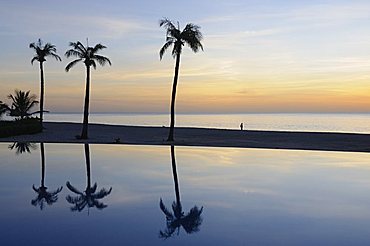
[{"xmin": 0, "ymin": 4, "xmax": 151, "ymax": 39}]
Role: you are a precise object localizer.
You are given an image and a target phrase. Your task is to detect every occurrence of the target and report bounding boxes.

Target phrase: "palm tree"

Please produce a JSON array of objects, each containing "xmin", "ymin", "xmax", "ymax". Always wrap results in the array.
[
  {"xmin": 159, "ymin": 145, "xmax": 203, "ymax": 238},
  {"xmin": 32, "ymin": 143, "xmax": 63, "ymax": 210},
  {"xmin": 8, "ymin": 142, "xmax": 37, "ymax": 154},
  {"xmin": 29, "ymin": 39, "xmax": 62, "ymax": 129},
  {"xmin": 159, "ymin": 18, "xmax": 203, "ymax": 141},
  {"xmin": 65, "ymin": 41, "xmax": 111, "ymax": 139},
  {"xmin": 7, "ymin": 90, "xmax": 38, "ymax": 120},
  {"xmin": 66, "ymin": 144, "xmax": 112, "ymax": 213}
]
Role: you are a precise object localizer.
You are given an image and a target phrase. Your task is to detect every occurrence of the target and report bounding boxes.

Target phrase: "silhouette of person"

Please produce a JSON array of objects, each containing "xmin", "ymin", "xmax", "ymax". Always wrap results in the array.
[{"xmin": 240, "ymin": 123, "xmax": 243, "ymax": 131}]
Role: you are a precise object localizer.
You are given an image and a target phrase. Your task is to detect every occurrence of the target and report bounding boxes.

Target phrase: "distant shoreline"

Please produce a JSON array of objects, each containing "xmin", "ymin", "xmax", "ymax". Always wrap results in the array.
[{"xmin": 1, "ymin": 122, "xmax": 370, "ymax": 153}]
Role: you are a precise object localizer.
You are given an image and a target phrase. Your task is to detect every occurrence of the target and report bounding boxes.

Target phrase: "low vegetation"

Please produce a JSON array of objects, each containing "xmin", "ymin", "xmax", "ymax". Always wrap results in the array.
[
  {"xmin": 0, "ymin": 117, "xmax": 42, "ymax": 138},
  {"xmin": 0, "ymin": 90, "xmax": 41, "ymax": 138}
]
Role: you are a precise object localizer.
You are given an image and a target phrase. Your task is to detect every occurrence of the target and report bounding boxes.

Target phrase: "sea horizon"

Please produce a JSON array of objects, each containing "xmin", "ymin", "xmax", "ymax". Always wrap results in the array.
[{"xmin": 25, "ymin": 112, "xmax": 370, "ymax": 134}]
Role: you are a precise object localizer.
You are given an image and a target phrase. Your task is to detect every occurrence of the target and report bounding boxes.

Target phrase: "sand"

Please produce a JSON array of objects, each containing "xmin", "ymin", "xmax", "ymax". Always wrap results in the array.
[{"xmin": 1, "ymin": 122, "xmax": 370, "ymax": 153}]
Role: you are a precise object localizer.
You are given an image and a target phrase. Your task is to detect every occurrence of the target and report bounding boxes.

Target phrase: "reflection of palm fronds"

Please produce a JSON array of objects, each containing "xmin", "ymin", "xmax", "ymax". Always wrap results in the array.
[
  {"xmin": 159, "ymin": 198, "xmax": 203, "ymax": 239},
  {"xmin": 65, "ymin": 181, "xmax": 112, "ymax": 212},
  {"xmin": 8, "ymin": 142, "xmax": 37, "ymax": 154},
  {"xmin": 31, "ymin": 185, "xmax": 63, "ymax": 210}
]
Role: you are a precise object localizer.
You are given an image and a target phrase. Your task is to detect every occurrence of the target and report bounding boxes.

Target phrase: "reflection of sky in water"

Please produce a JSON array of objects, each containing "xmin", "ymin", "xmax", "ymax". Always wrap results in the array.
[{"xmin": 1, "ymin": 143, "xmax": 370, "ymax": 245}]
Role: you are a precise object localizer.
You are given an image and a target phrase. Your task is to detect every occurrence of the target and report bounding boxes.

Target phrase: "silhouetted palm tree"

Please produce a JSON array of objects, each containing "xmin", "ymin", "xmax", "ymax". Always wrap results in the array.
[
  {"xmin": 8, "ymin": 142, "xmax": 37, "ymax": 154},
  {"xmin": 159, "ymin": 145, "xmax": 203, "ymax": 238},
  {"xmin": 66, "ymin": 144, "xmax": 112, "ymax": 213},
  {"xmin": 32, "ymin": 143, "xmax": 63, "ymax": 210},
  {"xmin": 65, "ymin": 41, "xmax": 111, "ymax": 139},
  {"xmin": 30, "ymin": 39, "xmax": 62, "ymax": 129},
  {"xmin": 7, "ymin": 90, "xmax": 38, "ymax": 120},
  {"xmin": 159, "ymin": 18, "xmax": 203, "ymax": 141}
]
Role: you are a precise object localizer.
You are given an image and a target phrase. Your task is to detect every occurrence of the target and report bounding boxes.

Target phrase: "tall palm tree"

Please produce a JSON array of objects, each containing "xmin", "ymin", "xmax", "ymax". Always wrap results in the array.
[
  {"xmin": 159, "ymin": 18, "xmax": 203, "ymax": 141},
  {"xmin": 32, "ymin": 143, "xmax": 63, "ymax": 210},
  {"xmin": 30, "ymin": 39, "xmax": 62, "ymax": 129},
  {"xmin": 159, "ymin": 145, "xmax": 203, "ymax": 238},
  {"xmin": 66, "ymin": 144, "xmax": 112, "ymax": 213},
  {"xmin": 65, "ymin": 41, "xmax": 111, "ymax": 139},
  {"xmin": 7, "ymin": 90, "xmax": 38, "ymax": 120}
]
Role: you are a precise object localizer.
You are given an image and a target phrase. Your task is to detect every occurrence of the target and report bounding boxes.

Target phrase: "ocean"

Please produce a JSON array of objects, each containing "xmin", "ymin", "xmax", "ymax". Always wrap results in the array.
[{"xmin": 37, "ymin": 112, "xmax": 370, "ymax": 134}]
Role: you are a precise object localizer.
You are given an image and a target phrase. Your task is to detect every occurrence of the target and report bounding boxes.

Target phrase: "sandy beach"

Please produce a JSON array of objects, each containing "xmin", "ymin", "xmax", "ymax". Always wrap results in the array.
[{"xmin": 1, "ymin": 122, "xmax": 370, "ymax": 153}]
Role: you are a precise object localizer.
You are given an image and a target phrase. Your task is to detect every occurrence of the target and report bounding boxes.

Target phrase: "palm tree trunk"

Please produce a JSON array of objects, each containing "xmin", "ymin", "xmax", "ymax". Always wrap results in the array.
[
  {"xmin": 39, "ymin": 62, "xmax": 45, "ymax": 130},
  {"xmin": 170, "ymin": 145, "xmax": 181, "ymax": 205},
  {"xmin": 84, "ymin": 144, "xmax": 91, "ymax": 189},
  {"xmin": 81, "ymin": 65, "xmax": 91, "ymax": 139},
  {"xmin": 167, "ymin": 53, "xmax": 181, "ymax": 141},
  {"xmin": 40, "ymin": 142, "xmax": 45, "ymax": 187}
]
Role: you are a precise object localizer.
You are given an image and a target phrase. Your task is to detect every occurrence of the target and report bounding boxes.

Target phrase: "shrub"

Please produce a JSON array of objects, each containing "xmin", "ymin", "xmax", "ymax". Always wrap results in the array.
[{"xmin": 0, "ymin": 118, "xmax": 42, "ymax": 138}]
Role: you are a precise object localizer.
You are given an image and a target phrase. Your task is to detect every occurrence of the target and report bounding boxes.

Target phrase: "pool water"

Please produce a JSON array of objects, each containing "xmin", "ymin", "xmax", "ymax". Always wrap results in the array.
[{"xmin": 1, "ymin": 143, "xmax": 370, "ymax": 245}]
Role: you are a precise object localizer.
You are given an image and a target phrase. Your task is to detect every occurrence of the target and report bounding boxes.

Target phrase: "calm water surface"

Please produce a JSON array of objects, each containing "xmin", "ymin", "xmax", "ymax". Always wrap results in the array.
[
  {"xmin": 1, "ymin": 143, "xmax": 370, "ymax": 245},
  {"xmin": 41, "ymin": 113, "xmax": 370, "ymax": 133}
]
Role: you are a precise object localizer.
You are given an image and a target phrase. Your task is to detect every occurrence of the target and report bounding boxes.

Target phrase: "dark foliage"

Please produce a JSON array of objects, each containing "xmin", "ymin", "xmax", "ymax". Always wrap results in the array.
[{"xmin": 0, "ymin": 118, "xmax": 42, "ymax": 138}]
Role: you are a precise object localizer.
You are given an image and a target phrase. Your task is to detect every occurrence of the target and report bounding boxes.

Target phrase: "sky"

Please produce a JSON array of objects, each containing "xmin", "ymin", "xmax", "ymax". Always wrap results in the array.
[{"xmin": 1, "ymin": 0, "xmax": 370, "ymax": 113}]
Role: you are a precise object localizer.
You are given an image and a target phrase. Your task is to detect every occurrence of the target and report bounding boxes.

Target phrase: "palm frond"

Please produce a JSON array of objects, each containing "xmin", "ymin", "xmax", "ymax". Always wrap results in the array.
[
  {"xmin": 159, "ymin": 227, "xmax": 176, "ymax": 239},
  {"xmin": 93, "ymin": 55, "xmax": 111, "ymax": 66},
  {"xmin": 43, "ymin": 43, "xmax": 57, "ymax": 52},
  {"xmin": 32, "ymin": 185, "xmax": 39, "ymax": 192},
  {"xmin": 30, "ymin": 56, "xmax": 39, "ymax": 64},
  {"xmin": 93, "ymin": 187, "xmax": 112, "ymax": 199},
  {"xmin": 69, "ymin": 41, "xmax": 87, "ymax": 54},
  {"xmin": 182, "ymin": 206, "xmax": 203, "ymax": 233},
  {"xmin": 29, "ymin": 42, "xmax": 37, "ymax": 50},
  {"xmin": 65, "ymin": 49, "xmax": 83, "ymax": 58},
  {"xmin": 49, "ymin": 52, "xmax": 62, "ymax": 61},
  {"xmin": 66, "ymin": 41, "xmax": 110, "ymax": 70},
  {"xmin": 65, "ymin": 58, "xmax": 83, "ymax": 72},
  {"xmin": 181, "ymin": 24, "xmax": 203, "ymax": 53},
  {"xmin": 159, "ymin": 18, "xmax": 176, "ymax": 30},
  {"xmin": 159, "ymin": 19, "xmax": 203, "ymax": 61},
  {"xmin": 93, "ymin": 200, "xmax": 108, "ymax": 210},
  {"xmin": 7, "ymin": 90, "xmax": 38, "ymax": 119},
  {"xmin": 159, "ymin": 40, "xmax": 174, "ymax": 60},
  {"xmin": 29, "ymin": 39, "xmax": 61, "ymax": 64},
  {"xmin": 66, "ymin": 195, "xmax": 81, "ymax": 204},
  {"xmin": 160, "ymin": 198, "xmax": 174, "ymax": 220},
  {"xmin": 50, "ymin": 186, "xmax": 63, "ymax": 195},
  {"xmin": 92, "ymin": 43, "xmax": 107, "ymax": 53},
  {"xmin": 66, "ymin": 181, "xmax": 84, "ymax": 195}
]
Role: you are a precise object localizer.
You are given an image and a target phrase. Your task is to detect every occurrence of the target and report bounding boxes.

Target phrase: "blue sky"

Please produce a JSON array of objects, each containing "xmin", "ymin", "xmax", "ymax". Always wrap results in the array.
[{"xmin": 1, "ymin": 0, "xmax": 370, "ymax": 113}]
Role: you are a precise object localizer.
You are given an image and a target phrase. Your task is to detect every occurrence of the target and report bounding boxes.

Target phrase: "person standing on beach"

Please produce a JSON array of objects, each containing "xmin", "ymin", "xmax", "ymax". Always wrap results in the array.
[{"xmin": 240, "ymin": 123, "xmax": 243, "ymax": 131}]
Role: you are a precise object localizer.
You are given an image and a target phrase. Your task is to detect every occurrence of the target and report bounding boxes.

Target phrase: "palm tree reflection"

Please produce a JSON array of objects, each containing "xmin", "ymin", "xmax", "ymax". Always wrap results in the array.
[
  {"xmin": 66, "ymin": 144, "xmax": 112, "ymax": 213},
  {"xmin": 8, "ymin": 142, "xmax": 37, "ymax": 154},
  {"xmin": 159, "ymin": 145, "xmax": 203, "ymax": 239},
  {"xmin": 32, "ymin": 143, "xmax": 63, "ymax": 210}
]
